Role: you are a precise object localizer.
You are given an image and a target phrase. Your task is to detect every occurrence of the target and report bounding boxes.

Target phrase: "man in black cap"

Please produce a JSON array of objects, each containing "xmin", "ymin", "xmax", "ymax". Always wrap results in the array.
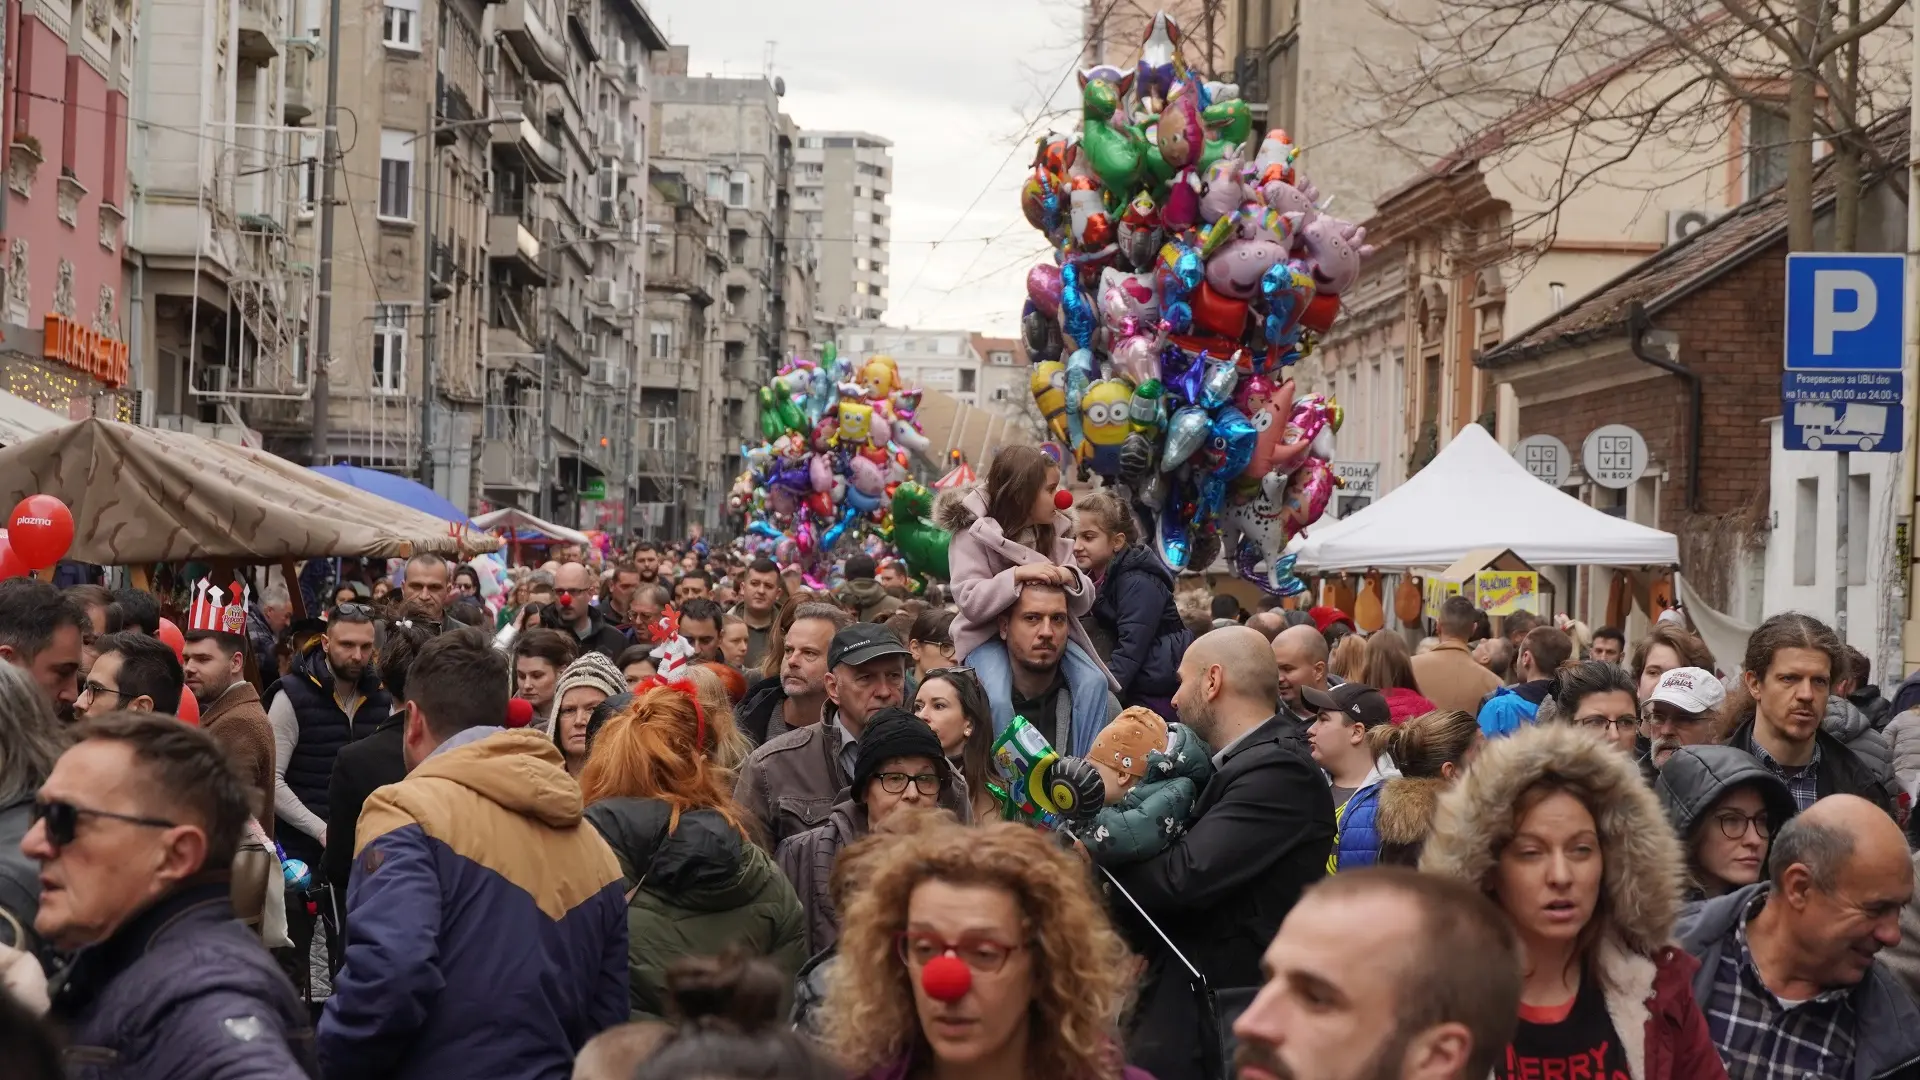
[
  {"xmin": 775, "ymin": 708, "xmax": 954, "ymax": 954},
  {"xmin": 1303, "ymin": 681, "xmax": 1397, "ymax": 874},
  {"xmin": 735, "ymin": 624, "xmax": 966, "ymax": 845}
]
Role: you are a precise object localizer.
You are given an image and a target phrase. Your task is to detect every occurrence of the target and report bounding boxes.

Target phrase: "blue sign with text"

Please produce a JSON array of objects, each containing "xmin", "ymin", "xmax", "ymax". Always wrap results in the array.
[{"xmin": 1784, "ymin": 253, "xmax": 1906, "ymax": 371}]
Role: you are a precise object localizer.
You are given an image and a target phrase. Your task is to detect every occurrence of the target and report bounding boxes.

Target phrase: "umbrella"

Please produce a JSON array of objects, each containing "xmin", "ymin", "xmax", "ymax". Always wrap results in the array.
[
  {"xmin": 932, "ymin": 462, "xmax": 976, "ymax": 489},
  {"xmin": 310, "ymin": 465, "xmax": 474, "ymax": 526}
]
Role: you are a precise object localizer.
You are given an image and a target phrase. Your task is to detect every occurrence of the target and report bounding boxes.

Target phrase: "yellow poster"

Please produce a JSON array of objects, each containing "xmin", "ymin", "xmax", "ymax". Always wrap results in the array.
[
  {"xmin": 1423, "ymin": 578, "xmax": 1463, "ymax": 620},
  {"xmin": 1474, "ymin": 571, "xmax": 1540, "ymax": 615}
]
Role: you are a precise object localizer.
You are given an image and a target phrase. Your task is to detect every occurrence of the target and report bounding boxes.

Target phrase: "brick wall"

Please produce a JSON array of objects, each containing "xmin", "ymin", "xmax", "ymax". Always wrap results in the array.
[{"xmin": 1516, "ymin": 239, "xmax": 1788, "ymax": 530}]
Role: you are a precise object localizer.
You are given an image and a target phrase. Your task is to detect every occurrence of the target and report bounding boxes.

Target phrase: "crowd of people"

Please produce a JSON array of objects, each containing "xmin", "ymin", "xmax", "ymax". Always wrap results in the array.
[{"xmin": 5, "ymin": 445, "xmax": 1920, "ymax": 1080}]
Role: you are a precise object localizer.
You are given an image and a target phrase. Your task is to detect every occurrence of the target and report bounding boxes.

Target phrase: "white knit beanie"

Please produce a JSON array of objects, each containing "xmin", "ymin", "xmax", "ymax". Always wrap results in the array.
[{"xmin": 546, "ymin": 651, "xmax": 628, "ymax": 736}]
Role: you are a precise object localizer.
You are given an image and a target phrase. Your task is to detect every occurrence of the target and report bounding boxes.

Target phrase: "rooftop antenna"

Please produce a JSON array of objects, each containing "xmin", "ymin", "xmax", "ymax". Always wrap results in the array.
[{"xmin": 764, "ymin": 40, "xmax": 777, "ymax": 77}]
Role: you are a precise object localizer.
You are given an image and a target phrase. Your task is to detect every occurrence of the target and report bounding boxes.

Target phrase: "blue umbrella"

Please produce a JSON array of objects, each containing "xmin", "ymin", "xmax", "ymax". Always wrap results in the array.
[{"xmin": 310, "ymin": 465, "xmax": 473, "ymax": 526}]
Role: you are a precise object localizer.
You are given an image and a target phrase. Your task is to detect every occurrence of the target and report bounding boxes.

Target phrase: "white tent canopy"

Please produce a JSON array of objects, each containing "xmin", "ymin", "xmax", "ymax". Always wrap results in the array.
[
  {"xmin": 472, "ymin": 508, "xmax": 592, "ymax": 547},
  {"xmin": 1293, "ymin": 424, "xmax": 1679, "ymax": 572}
]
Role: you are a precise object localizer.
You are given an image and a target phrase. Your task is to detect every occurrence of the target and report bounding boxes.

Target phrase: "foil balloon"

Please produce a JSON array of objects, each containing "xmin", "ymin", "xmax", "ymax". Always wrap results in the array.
[
  {"xmin": 1030, "ymin": 361, "xmax": 1070, "ymax": 443},
  {"xmin": 1118, "ymin": 432, "xmax": 1156, "ymax": 480},
  {"xmin": 837, "ymin": 401, "xmax": 875, "ymax": 446},
  {"xmin": 1027, "ymin": 262, "xmax": 1064, "ymax": 317},
  {"xmin": 849, "ymin": 454, "xmax": 886, "ymax": 496},
  {"xmin": 1199, "ymin": 359, "xmax": 1238, "ymax": 410},
  {"xmin": 747, "ymin": 520, "xmax": 786, "ymax": 543},
  {"xmin": 1128, "ymin": 379, "xmax": 1165, "ymax": 435},
  {"xmin": 806, "ymin": 491, "xmax": 834, "ymax": 520},
  {"xmin": 1060, "ymin": 262, "xmax": 1097, "ymax": 350},
  {"xmin": 1080, "ymin": 378, "xmax": 1135, "ymax": 478},
  {"xmin": 1064, "ymin": 348, "xmax": 1097, "ymax": 449},
  {"xmin": 891, "ymin": 482, "xmax": 952, "ymax": 582},
  {"xmin": 1160, "ymin": 406, "xmax": 1209, "ymax": 471},
  {"xmin": 1262, "ymin": 261, "xmax": 1316, "ymax": 347},
  {"xmin": 808, "ymin": 453, "xmax": 834, "ymax": 493},
  {"xmin": 821, "ymin": 505, "xmax": 859, "ymax": 550}
]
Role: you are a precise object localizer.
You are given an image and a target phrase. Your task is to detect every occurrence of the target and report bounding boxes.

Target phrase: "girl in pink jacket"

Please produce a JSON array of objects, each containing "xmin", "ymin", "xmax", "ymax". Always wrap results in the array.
[{"xmin": 936, "ymin": 445, "xmax": 1118, "ymax": 754}]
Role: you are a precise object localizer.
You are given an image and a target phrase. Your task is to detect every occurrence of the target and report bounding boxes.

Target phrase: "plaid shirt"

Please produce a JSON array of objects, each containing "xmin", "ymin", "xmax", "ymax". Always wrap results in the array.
[
  {"xmin": 1748, "ymin": 732, "xmax": 1824, "ymax": 811},
  {"xmin": 1704, "ymin": 890, "xmax": 1856, "ymax": 1080}
]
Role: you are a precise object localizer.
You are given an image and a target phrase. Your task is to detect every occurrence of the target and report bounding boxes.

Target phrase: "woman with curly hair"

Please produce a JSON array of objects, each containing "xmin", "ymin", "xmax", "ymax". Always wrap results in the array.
[
  {"xmin": 1422, "ymin": 723, "xmax": 1725, "ymax": 1080},
  {"xmin": 824, "ymin": 821, "xmax": 1149, "ymax": 1080},
  {"xmin": 581, "ymin": 683, "xmax": 807, "ymax": 1020}
]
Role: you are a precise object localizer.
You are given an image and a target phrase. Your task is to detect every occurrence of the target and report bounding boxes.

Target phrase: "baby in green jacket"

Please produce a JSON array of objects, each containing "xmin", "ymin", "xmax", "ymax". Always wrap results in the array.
[{"xmin": 1080, "ymin": 706, "xmax": 1215, "ymax": 866}]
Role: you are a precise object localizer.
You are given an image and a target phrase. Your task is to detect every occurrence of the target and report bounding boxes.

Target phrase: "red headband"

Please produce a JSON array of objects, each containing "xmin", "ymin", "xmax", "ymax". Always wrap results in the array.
[{"xmin": 635, "ymin": 675, "xmax": 706, "ymax": 751}]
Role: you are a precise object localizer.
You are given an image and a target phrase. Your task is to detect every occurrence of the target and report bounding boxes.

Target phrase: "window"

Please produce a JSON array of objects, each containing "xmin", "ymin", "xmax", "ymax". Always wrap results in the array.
[
  {"xmin": 301, "ymin": 0, "xmax": 322, "ymax": 36},
  {"xmin": 1746, "ymin": 104, "xmax": 1790, "ymax": 199},
  {"xmin": 727, "ymin": 171, "xmax": 747, "ymax": 208},
  {"xmin": 291, "ymin": 335, "xmax": 308, "ymax": 383},
  {"xmin": 959, "ymin": 369, "xmax": 976, "ymax": 393},
  {"xmin": 597, "ymin": 158, "xmax": 617, "ymax": 223},
  {"xmin": 728, "ymin": 229, "xmax": 746, "ymax": 263},
  {"xmin": 990, "ymin": 350, "xmax": 1012, "ymax": 366},
  {"xmin": 648, "ymin": 320, "xmax": 671, "ymax": 359},
  {"xmin": 1549, "ymin": 282, "xmax": 1565, "ymax": 311},
  {"xmin": 296, "ymin": 131, "xmax": 320, "ymax": 215},
  {"xmin": 1793, "ymin": 476, "xmax": 1818, "ymax": 586},
  {"xmin": 706, "ymin": 169, "xmax": 726, "ymax": 200},
  {"xmin": 382, "ymin": 0, "xmax": 419, "ymax": 49},
  {"xmin": 372, "ymin": 305, "xmax": 408, "ymax": 394},
  {"xmin": 378, "ymin": 129, "xmax": 414, "ymax": 221},
  {"xmin": 647, "ymin": 417, "xmax": 674, "ymax": 450}
]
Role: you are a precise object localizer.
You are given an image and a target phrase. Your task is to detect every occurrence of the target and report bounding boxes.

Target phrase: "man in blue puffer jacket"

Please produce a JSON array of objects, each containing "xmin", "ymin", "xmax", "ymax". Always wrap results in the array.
[{"xmin": 1302, "ymin": 683, "xmax": 1400, "ymax": 873}]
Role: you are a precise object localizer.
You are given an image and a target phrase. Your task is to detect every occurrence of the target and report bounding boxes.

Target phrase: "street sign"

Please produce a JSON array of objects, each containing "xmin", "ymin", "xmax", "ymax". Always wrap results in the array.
[
  {"xmin": 1513, "ymin": 434, "xmax": 1572, "ymax": 487},
  {"xmin": 1331, "ymin": 461, "xmax": 1379, "ymax": 497},
  {"xmin": 1785, "ymin": 253, "xmax": 1905, "ymax": 370},
  {"xmin": 1581, "ymin": 425, "xmax": 1648, "ymax": 489},
  {"xmin": 579, "ymin": 476, "xmax": 607, "ymax": 501},
  {"xmin": 1782, "ymin": 252, "xmax": 1906, "ymax": 453}
]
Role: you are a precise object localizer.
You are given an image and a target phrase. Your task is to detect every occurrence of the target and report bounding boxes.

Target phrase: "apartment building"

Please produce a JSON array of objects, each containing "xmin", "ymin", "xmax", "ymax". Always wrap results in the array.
[
  {"xmin": 839, "ymin": 326, "xmax": 981, "ymax": 405},
  {"xmin": 644, "ymin": 50, "xmax": 799, "ymax": 533},
  {"xmin": 0, "ymin": 0, "xmax": 137, "ymax": 426},
  {"xmin": 792, "ymin": 129, "xmax": 889, "ymax": 325}
]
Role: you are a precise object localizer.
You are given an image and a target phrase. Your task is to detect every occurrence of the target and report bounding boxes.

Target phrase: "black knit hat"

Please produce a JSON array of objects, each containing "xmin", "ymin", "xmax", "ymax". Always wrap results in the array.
[{"xmin": 852, "ymin": 708, "xmax": 951, "ymax": 803}]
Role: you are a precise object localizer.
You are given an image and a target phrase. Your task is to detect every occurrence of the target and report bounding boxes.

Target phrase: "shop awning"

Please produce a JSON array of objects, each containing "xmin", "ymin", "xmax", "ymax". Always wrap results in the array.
[
  {"xmin": 472, "ymin": 507, "xmax": 591, "ymax": 547},
  {"xmin": 0, "ymin": 418, "xmax": 500, "ymax": 563},
  {"xmin": 311, "ymin": 464, "xmax": 474, "ymax": 526},
  {"xmin": 1292, "ymin": 424, "xmax": 1679, "ymax": 572}
]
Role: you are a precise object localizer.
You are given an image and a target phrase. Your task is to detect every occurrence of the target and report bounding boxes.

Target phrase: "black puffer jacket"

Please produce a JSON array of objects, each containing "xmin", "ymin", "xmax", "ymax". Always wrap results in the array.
[{"xmin": 1087, "ymin": 545, "xmax": 1192, "ymax": 703}]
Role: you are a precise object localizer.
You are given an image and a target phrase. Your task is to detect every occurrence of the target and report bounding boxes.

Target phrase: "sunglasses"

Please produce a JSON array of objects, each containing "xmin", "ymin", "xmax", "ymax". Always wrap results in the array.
[
  {"xmin": 33, "ymin": 798, "xmax": 176, "ymax": 849},
  {"xmin": 331, "ymin": 602, "xmax": 373, "ymax": 618}
]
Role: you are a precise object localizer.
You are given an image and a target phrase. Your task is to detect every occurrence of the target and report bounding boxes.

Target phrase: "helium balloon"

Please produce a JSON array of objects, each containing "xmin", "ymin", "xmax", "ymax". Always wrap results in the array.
[
  {"xmin": 175, "ymin": 689, "xmax": 200, "ymax": 726},
  {"xmin": 1160, "ymin": 407, "xmax": 1210, "ymax": 471},
  {"xmin": 7, "ymin": 495, "xmax": 73, "ymax": 570},
  {"xmin": 157, "ymin": 618, "xmax": 187, "ymax": 660},
  {"xmin": 0, "ymin": 537, "xmax": 25, "ymax": 580}
]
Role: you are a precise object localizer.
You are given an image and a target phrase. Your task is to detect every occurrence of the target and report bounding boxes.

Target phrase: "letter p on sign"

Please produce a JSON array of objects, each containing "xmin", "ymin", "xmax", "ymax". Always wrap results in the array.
[{"xmin": 1814, "ymin": 269, "xmax": 1877, "ymax": 355}]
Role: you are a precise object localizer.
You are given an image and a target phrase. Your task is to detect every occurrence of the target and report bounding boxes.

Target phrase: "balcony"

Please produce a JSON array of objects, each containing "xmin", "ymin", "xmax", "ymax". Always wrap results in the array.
[
  {"xmin": 237, "ymin": 0, "xmax": 279, "ymax": 61},
  {"xmin": 489, "ymin": 214, "xmax": 547, "ymax": 284},
  {"xmin": 491, "ymin": 106, "xmax": 565, "ymax": 183},
  {"xmin": 497, "ymin": 0, "xmax": 566, "ymax": 83},
  {"xmin": 283, "ymin": 41, "xmax": 316, "ymax": 123},
  {"xmin": 640, "ymin": 356, "xmax": 702, "ymax": 390},
  {"xmin": 488, "ymin": 293, "xmax": 538, "ymax": 357}
]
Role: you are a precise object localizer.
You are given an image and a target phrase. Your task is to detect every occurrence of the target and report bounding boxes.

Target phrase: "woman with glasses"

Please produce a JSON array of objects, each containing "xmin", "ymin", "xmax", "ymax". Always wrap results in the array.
[
  {"xmin": 1424, "ymin": 723, "xmax": 1725, "ymax": 1080},
  {"xmin": 777, "ymin": 710, "xmax": 954, "ymax": 958},
  {"xmin": 1547, "ymin": 661, "xmax": 1643, "ymax": 763},
  {"xmin": 824, "ymin": 819, "xmax": 1145, "ymax": 1080},
  {"xmin": 1654, "ymin": 745, "xmax": 1797, "ymax": 906},
  {"xmin": 913, "ymin": 669, "xmax": 1000, "ymax": 824}
]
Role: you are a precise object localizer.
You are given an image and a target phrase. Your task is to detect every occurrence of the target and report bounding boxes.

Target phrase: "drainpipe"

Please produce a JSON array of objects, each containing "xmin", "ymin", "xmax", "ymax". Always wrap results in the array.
[{"xmin": 1627, "ymin": 301, "xmax": 1701, "ymax": 513}]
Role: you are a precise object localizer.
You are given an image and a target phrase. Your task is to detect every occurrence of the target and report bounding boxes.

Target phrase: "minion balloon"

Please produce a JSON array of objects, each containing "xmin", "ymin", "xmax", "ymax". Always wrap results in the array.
[
  {"xmin": 1029, "ymin": 360, "xmax": 1070, "ymax": 443},
  {"xmin": 1078, "ymin": 378, "xmax": 1135, "ymax": 478}
]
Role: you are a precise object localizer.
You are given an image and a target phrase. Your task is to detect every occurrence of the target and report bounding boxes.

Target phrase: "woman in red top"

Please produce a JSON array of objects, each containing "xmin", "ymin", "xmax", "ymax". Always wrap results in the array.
[
  {"xmin": 1422, "ymin": 723, "xmax": 1726, "ymax": 1080},
  {"xmin": 1363, "ymin": 631, "xmax": 1436, "ymax": 723}
]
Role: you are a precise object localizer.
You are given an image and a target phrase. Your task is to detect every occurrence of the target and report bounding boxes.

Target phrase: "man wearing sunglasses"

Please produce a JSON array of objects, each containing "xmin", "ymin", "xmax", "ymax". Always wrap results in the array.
[{"xmin": 26, "ymin": 712, "xmax": 314, "ymax": 1074}]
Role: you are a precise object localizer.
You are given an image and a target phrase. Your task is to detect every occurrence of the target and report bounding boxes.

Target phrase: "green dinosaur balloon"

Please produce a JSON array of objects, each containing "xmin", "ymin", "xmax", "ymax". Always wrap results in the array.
[
  {"xmin": 758, "ymin": 387, "xmax": 784, "ymax": 440},
  {"xmin": 1078, "ymin": 70, "xmax": 1146, "ymax": 195},
  {"xmin": 891, "ymin": 481, "xmax": 951, "ymax": 583}
]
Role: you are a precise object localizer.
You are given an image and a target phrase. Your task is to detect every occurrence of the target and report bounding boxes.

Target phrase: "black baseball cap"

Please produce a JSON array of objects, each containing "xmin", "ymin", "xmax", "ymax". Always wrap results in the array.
[
  {"xmin": 828, "ymin": 623, "xmax": 913, "ymax": 670},
  {"xmin": 1301, "ymin": 683, "xmax": 1391, "ymax": 728}
]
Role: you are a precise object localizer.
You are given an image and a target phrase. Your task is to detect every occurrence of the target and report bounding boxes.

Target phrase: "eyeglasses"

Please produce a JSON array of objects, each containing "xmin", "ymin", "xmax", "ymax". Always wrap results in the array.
[
  {"xmin": 1712, "ymin": 810, "xmax": 1771, "ymax": 841},
  {"xmin": 32, "ymin": 798, "xmax": 176, "ymax": 849},
  {"xmin": 76, "ymin": 681, "xmax": 125, "ymax": 703},
  {"xmin": 895, "ymin": 931, "xmax": 1026, "ymax": 974},
  {"xmin": 1573, "ymin": 716, "xmax": 1633, "ymax": 731},
  {"xmin": 875, "ymin": 771, "xmax": 943, "ymax": 796}
]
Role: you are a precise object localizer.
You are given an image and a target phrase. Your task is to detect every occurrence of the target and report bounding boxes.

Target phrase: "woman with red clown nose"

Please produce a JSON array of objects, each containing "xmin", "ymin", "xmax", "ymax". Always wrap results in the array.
[{"xmin": 824, "ymin": 820, "xmax": 1155, "ymax": 1080}]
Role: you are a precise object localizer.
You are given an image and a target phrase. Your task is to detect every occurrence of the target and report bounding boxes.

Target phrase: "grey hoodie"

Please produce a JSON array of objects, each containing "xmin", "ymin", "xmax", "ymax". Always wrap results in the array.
[{"xmin": 1653, "ymin": 744, "xmax": 1798, "ymax": 844}]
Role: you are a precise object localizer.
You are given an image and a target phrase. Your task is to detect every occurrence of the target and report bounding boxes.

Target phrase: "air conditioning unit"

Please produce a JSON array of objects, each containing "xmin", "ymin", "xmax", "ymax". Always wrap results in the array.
[
  {"xmin": 609, "ymin": 366, "xmax": 630, "ymax": 389},
  {"xmin": 589, "ymin": 276, "xmax": 615, "ymax": 305},
  {"xmin": 609, "ymin": 285, "xmax": 631, "ymax": 310},
  {"xmin": 582, "ymin": 332, "xmax": 602, "ymax": 356},
  {"xmin": 195, "ymin": 364, "xmax": 231, "ymax": 395},
  {"xmin": 1666, "ymin": 209, "xmax": 1712, "ymax": 246},
  {"xmin": 589, "ymin": 357, "xmax": 611, "ymax": 383}
]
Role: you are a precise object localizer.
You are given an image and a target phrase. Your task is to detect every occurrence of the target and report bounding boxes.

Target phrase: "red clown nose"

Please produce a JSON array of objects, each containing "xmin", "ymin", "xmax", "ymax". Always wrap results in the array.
[
  {"xmin": 1053, "ymin": 489, "xmax": 1075, "ymax": 511},
  {"xmin": 920, "ymin": 955, "xmax": 972, "ymax": 1003}
]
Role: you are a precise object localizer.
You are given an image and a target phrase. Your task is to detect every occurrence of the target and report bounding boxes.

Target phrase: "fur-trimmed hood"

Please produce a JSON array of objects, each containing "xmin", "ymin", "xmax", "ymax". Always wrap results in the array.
[
  {"xmin": 1421, "ymin": 723, "xmax": 1686, "ymax": 956},
  {"xmin": 932, "ymin": 483, "xmax": 982, "ymax": 534},
  {"xmin": 1375, "ymin": 776, "xmax": 1445, "ymax": 849}
]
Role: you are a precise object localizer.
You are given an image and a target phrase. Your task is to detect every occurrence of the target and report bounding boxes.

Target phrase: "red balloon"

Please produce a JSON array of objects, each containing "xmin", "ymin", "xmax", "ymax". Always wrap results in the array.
[
  {"xmin": 156, "ymin": 617, "xmax": 187, "ymax": 660},
  {"xmin": 0, "ymin": 538, "xmax": 25, "ymax": 580},
  {"xmin": 7, "ymin": 495, "xmax": 74, "ymax": 570},
  {"xmin": 175, "ymin": 689, "xmax": 200, "ymax": 727}
]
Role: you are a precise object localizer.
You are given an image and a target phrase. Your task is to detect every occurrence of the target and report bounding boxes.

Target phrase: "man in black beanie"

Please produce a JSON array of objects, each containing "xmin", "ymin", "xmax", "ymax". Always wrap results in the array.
[{"xmin": 775, "ymin": 706, "xmax": 953, "ymax": 954}]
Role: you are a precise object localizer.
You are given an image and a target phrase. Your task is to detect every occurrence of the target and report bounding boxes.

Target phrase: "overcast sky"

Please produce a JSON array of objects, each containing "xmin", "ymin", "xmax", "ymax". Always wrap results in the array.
[{"xmin": 649, "ymin": 0, "xmax": 1084, "ymax": 337}]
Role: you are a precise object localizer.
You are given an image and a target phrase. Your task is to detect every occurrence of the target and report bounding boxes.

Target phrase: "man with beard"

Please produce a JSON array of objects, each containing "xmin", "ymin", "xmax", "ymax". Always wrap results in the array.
[
  {"xmin": 1723, "ymin": 612, "xmax": 1892, "ymax": 813},
  {"xmin": 0, "ymin": 578, "xmax": 86, "ymax": 719},
  {"xmin": 181, "ymin": 625, "xmax": 277, "ymax": 844},
  {"xmin": 737, "ymin": 603, "xmax": 852, "ymax": 745},
  {"xmin": 602, "ymin": 562, "xmax": 643, "ymax": 631},
  {"xmin": 632, "ymin": 542, "xmax": 663, "ymax": 586},
  {"xmin": 1115, "ymin": 625, "xmax": 1335, "ymax": 1080},
  {"xmin": 996, "ymin": 585, "xmax": 1121, "ymax": 756},
  {"xmin": 1643, "ymin": 666, "xmax": 1725, "ymax": 769},
  {"xmin": 1232, "ymin": 868, "xmax": 1523, "ymax": 1080},
  {"xmin": 400, "ymin": 553, "xmax": 455, "ymax": 626}
]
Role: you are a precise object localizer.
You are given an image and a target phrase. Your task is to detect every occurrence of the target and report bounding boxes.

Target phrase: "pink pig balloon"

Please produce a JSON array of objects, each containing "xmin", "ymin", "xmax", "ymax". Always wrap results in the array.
[{"xmin": 1298, "ymin": 215, "xmax": 1376, "ymax": 296}]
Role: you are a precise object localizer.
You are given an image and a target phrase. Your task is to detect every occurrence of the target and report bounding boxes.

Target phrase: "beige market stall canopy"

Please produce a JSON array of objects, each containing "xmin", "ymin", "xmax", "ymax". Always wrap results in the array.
[
  {"xmin": 913, "ymin": 389, "xmax": 1036, "ymax": 470},
  {"xmin": 0, "ymin": 418, "xmax": 500, "ymax": 563}
]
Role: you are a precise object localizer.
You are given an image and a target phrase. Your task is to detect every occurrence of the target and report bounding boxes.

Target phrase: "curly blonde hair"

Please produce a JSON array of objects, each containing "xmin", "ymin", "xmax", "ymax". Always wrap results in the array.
[{"xmin": 823, "ymin": 822, "xmax": 1135, "ymax": 1079}]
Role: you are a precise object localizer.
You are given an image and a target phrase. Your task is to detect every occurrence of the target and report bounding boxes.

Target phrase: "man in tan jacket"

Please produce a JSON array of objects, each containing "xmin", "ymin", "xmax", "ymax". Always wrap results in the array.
[{"xmin": 1410, "ymin": 596, "xmax": 1502, "ymax": 715}]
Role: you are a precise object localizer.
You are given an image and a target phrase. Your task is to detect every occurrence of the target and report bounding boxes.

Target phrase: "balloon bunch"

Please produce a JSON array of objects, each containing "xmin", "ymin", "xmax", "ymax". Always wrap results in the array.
[
  {"xmin": 730, "ymin": 344, "xmax": 936, "ymax": 579},
  {"xmin": 1018, "ymin": 11, "xmax": 1367, "ymax": 592}
]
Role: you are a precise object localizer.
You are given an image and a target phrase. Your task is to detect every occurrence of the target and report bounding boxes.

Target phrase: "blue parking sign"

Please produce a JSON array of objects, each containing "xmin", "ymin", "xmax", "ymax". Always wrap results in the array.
[{"xmin": 1785, "ymin": 253, "xmax": 1905, "ymax": 370}]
